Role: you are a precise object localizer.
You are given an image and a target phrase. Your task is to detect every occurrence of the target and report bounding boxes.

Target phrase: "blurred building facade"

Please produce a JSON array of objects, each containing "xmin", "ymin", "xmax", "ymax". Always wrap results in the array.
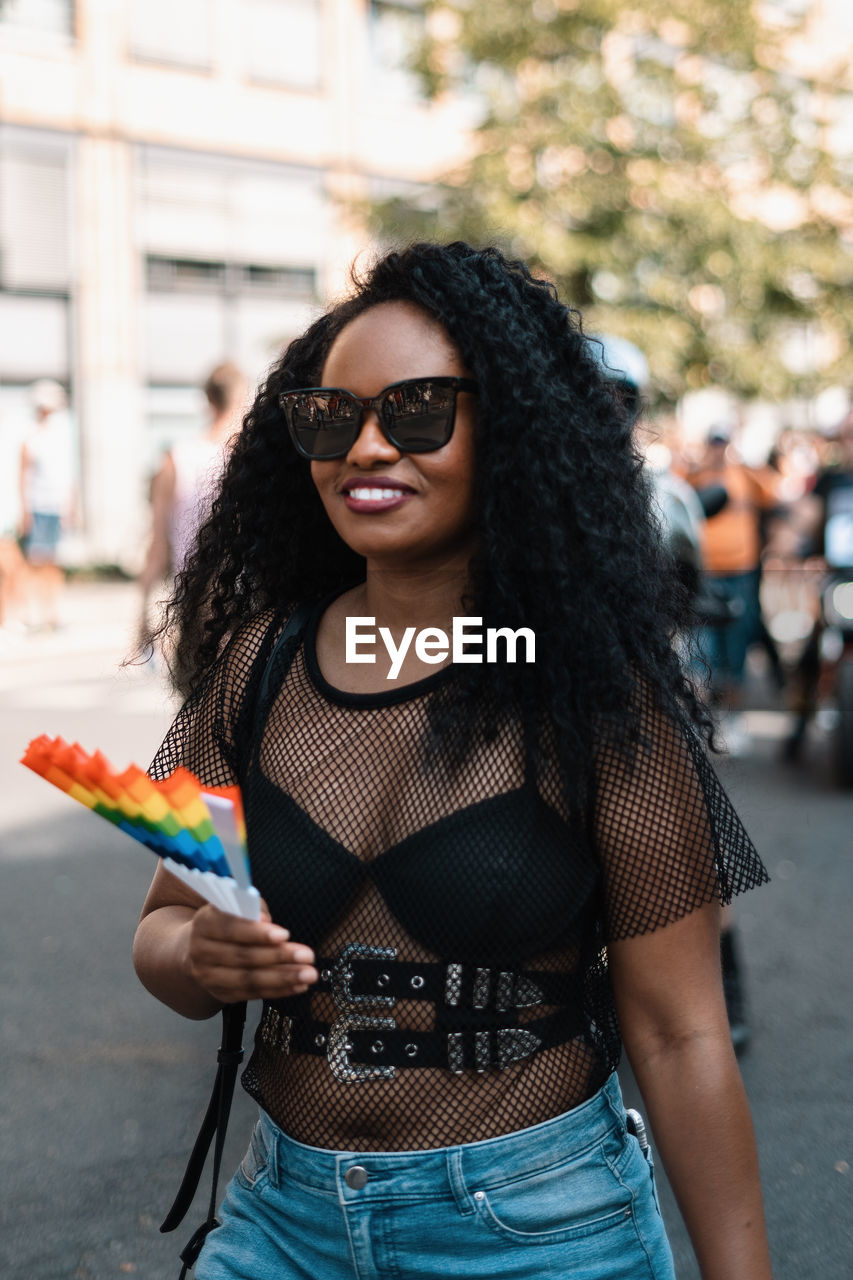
[{"xmin": 0, "ymin": 0, "xmax": 470, "ymax": 567}]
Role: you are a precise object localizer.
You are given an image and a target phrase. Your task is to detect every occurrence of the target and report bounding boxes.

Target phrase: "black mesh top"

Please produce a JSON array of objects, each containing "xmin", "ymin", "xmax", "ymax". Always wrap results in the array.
[{"xmin": 151, "ymin": 591, "xmax": 768, "ymax": 1151}]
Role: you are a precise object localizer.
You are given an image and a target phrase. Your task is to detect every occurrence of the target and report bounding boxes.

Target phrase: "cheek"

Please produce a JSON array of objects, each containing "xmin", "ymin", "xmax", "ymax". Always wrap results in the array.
[
  {"xmin": 427, "ymin": 455, "xmax": 476, "ymax": 526},
  {"xmin": 447, "ymin": 433, "xmax": 477, "ymax": 519},
  {"xmin": 310, "ymin": 462, "xmax": 336, "ymax": 509}
]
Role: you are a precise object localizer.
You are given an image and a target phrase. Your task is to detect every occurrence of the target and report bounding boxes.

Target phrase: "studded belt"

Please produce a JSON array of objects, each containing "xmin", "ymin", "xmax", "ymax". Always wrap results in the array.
[
  {"xmin": 258, "ymin": 943, "xmax": 584, "ymax": 1083},
  {"xmin": 312, "ymin": 951, "xmax": 574, "ymax": 1011}
]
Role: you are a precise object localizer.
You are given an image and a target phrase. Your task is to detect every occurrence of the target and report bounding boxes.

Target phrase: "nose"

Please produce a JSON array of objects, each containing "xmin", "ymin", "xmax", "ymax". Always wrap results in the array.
[{"xmin": 344, "ymin": 409, "xmax": 402, "ymax": 466}]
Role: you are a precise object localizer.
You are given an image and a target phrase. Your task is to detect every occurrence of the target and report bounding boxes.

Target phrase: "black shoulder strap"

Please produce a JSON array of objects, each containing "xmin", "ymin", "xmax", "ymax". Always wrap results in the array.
[
  {"xmin": 160, "ymin": 1001, "xmax": 247, "ymax": 1276},
  {"xmin": 256, "ymin": 602, "xmax": 314, "ymax": 721},
  {"xmin": 160, "ymin": 602, "xmax": 313, "ymax": 1275}
]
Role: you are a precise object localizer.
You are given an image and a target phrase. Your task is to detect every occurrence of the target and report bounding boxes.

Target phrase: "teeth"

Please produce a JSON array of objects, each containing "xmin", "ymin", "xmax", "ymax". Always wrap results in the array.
[{"xmin": 348, "ymin": 488, "xmax": 408, "ymax": 501}]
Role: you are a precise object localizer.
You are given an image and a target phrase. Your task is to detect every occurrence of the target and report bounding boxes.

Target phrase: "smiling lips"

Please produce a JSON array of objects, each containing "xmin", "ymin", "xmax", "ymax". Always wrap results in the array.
[{"xmin": 341, "ymin": 479, "xmax": 416, "ymax": 513}]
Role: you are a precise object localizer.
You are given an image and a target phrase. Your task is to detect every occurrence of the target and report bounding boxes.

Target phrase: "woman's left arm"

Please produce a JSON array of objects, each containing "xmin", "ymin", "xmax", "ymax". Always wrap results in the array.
[{"xmin": 609, "ymin": 900, "xmax": 773, "ymax": 1280}]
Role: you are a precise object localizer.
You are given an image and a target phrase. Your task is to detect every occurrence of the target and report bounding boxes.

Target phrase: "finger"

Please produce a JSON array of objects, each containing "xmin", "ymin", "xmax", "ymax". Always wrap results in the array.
[
  {"xmin": 194, "ymin": 906, "xmax": 296, "ymax": 949},
  {"xmin": 191, "ymin": 938, "xmax": 317, "ymax": 974},
  {"xmin": 198, "ymin": 963, "xmax": 319, "ymax": 1003}
]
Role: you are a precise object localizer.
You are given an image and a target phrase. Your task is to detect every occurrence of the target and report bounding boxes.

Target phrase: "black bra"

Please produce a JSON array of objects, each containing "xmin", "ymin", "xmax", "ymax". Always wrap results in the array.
[{"xmin": 247, "ymin": 773, "xmax": 599, "ymax": 966}]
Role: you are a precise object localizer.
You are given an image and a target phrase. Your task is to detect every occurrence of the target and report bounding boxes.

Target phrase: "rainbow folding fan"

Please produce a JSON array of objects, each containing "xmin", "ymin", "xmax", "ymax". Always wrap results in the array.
[{"xmin": 21, "ymin": 734, "xmax": 261, "ymax": 920}]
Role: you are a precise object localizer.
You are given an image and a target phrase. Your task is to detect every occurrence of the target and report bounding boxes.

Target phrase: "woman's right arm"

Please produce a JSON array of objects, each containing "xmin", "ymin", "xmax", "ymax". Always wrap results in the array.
[{"xmin": 133, "ymin": 860, "xmax": 318, "ymax": 1021}]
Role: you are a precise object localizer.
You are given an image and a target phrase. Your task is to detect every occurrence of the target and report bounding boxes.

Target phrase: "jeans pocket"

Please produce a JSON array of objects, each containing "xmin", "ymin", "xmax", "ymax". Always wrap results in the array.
[
  {"xmin": 235, "ymin": 1120, "xmax": 272, "ymax": 1192},
  {"xmin": 469, "ymin": 1141, "xmax": 634, "ymax": 1246}
]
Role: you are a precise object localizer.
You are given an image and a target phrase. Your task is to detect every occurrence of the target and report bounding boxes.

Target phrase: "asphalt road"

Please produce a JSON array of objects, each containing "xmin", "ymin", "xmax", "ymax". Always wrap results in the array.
[{"xmin": 1, "ymin": 585, "xmax": 851, "ymax": 1278}]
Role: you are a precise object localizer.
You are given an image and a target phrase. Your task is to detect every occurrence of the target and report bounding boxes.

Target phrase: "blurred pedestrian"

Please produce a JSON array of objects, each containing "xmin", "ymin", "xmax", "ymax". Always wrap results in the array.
[
  {"xmin": 18, "ymin": 380, "xmax": 76, "ymax": 631},
  {"xmin": 783, "ymin": 397, "xmax": 853, "ymax": 760},
  {"xmin": 806, "ymin": 400, "xmax": 853, "ymax": 567},
  {"xmin": 0, "ymin": 535, "xmax": 27, "ymax": 633},
  {"xmin": 596, "ymin": 348, "xmax": 756, "ymax": 1052},
  {"xmin": 134, "ymin": 243, "xmax": 772, "ymax": 1280},
  {"xmin": 683, "ymin": 424, "xmax": 782, "ymax": 750},
  {"xmin": 137, "ymin": 361, "xmax": 247, "ymax": 659}
]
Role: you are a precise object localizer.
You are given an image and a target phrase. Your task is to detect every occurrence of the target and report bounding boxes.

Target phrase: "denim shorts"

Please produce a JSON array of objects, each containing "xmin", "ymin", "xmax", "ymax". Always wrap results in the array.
[
  {"xmin": 25, "ymin": 511, "xmax": 61, "ymax": 563},
  {"xmin": 196, "ymin": 1073, "xmax": 675, "ymax": 1280}
]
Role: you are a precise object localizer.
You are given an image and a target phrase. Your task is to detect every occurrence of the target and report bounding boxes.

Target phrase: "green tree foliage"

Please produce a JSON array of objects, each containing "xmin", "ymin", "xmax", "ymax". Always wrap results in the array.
[{"xmin": 368, "ymin": 0, "xmax": 853, "ymax": 402}]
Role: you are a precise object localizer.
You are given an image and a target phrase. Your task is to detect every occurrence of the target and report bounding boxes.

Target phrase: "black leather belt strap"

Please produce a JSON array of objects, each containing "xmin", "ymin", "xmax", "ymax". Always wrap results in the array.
[
  {"xmin": 314, "ymin": 955, "xmax": 573, "ymax": 1010},
  {"xmin": 285, "ymin": 1008, "xmax": 583, "ymax": 1071}
]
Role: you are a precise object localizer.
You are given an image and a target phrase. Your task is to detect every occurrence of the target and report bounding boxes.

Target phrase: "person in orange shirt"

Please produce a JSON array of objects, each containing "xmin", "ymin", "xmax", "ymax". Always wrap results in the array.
[
  {"xmin": 683, "ymin": 424, "xmax": 782, "ymax": 1053},
  {"xmin": 685, "ymin": 425, "xmax": 781, "ymax": 718}
]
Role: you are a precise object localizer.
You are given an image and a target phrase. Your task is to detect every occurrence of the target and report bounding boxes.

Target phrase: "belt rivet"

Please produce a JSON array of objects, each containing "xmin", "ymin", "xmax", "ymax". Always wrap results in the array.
[
  {"xmin": 370, "ymin": 1040, "xmax": 385, "ymax": 1054},
  {"xmin": 314, "ymin": 1033, "xmax": 326, "ymax": 1048},
  {"xmin": 410, "ymin": 975, "xmax": 425, "ymax": 989},
  {"xmin": 377, "ymin": 973, "xmax": 390, "ymax": 988},
  {"xmin": 404, "ymin": 1043, "xmax": 418, "ymax": 1057},
  {"xmin": 320, "ymin": 969, "xmax": 331, "ymax": 983}
]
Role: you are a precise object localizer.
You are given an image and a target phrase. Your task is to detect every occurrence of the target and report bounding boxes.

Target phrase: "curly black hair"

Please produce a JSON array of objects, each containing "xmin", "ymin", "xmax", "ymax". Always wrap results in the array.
[{"xmin": 160, "ymin": 241, "xmax": 710, "ymax": 798}]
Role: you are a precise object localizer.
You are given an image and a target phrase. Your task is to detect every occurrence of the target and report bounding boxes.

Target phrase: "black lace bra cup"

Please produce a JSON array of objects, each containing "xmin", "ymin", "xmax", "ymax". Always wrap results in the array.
[{"xmin": 247, "ymin": 774, "xmax": 599, "ymax": 966}]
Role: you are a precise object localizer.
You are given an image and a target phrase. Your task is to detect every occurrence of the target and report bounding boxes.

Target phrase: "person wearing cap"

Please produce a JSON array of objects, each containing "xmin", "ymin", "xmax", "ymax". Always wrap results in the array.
[{"xmin": 18, "ymin": 379, "xmax": 76, "ymax": 630}]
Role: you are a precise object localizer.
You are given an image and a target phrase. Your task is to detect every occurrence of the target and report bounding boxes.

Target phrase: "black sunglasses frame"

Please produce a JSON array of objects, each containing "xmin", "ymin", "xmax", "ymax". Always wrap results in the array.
[{"xmin": 279, "ymin": 376, "xmax": 478, "ymax": 460}]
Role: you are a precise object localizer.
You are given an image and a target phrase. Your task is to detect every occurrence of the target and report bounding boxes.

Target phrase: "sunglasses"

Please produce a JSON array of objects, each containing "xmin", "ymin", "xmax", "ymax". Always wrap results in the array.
[{"xmin": 279, "ymin": 376, "xmax": 478, "ymax": 460}]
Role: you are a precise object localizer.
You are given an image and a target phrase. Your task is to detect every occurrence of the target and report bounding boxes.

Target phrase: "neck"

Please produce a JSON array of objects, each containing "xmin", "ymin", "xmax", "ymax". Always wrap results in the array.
[{"xmin": 355, "ymin": 557, "xmax": 473, "ymax": 634}]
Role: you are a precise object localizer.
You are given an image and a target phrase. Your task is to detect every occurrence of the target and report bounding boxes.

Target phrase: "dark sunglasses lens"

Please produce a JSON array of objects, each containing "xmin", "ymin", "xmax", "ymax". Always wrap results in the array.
[
  {"xmin": 385, "ymin": 382, "xmax": 455, "ymax": 451},
  {"xmin": 288, "ymin": 392, "xmax": 359, "ymax": 458}
]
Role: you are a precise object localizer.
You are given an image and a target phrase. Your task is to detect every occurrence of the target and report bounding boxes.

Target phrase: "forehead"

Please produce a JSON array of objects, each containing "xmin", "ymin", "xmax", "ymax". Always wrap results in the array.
[{"xmin": 321, "ymin": 301, "xmax": 464, "ymax": 393}]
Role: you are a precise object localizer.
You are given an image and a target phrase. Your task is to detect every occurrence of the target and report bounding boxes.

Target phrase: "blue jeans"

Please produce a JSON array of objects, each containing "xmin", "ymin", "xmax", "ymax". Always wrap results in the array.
[
  {"xmin": 197, "ymin": 1073, "xmax": 675, "ymax": 1279},
  {"xmin": 700, "ymin": 568, "xmax": 761, "ymax": 692}
]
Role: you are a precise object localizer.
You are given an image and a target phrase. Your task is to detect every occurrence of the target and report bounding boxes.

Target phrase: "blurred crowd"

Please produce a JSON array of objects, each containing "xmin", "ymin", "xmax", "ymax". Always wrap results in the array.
[
  {"xmin": 3, "ymin": 364, "xmax": 853, "ymax": 781},
  {"xmin": 644, "ymin": 395, "xmax": 853, "ymax": 761}
]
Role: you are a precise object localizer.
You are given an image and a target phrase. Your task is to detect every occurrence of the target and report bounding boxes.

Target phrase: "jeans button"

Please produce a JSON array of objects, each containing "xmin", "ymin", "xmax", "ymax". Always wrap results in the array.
[{"xmin": 345, "ymin": 1165, "xmax": 369, "ymax": 1190}]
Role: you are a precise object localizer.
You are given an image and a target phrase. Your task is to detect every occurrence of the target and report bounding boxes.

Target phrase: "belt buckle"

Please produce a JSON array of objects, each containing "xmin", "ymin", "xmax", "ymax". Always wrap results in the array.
[
  {"xmin": 332, "ymin": 943, "xmax": 397, "ymax": 1008},
  {"xmin": 328, "ymin": 1013, "xmax": 397, "ymax": 1082},
  {"xmin": 328, "ymin": 943, "xmax": 398, "ymax": 1082}
]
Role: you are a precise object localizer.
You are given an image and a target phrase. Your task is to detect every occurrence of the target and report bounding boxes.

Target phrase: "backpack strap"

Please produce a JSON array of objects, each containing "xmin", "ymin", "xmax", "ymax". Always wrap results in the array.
[{"xmin": 160, "ymin": 602, "xmax": 314, "ymax": 1273}]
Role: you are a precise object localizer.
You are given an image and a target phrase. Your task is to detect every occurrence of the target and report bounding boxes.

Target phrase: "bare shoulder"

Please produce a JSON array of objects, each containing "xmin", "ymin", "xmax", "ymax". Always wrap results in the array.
[{"xmin": 222, "ymin": 607, "xmax": 285, "ymax": 665}]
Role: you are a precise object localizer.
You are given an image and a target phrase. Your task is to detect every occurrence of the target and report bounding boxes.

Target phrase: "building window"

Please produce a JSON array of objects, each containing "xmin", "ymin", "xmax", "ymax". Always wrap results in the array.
[
  {"xmin": 0, "ymin": 128, "xmax": 73, "ymax": 536},
  {"xmin": 127, "ymin": 0, "xmax": 213, "ymax": 70},
  {"xmin": 240, "ymin": 263, "xmax": 317, "ymax": 300},
  {"xmin": 243, "ymin": 0, "xmax": 323, "ymax": 90},
  {"xmin": 0, "ymin": 144, "xmax": 72, "ymax": 290},
  {"xmin": 0, "ymin": 0, "xmax": 73, "ymax": 35},
  {"xmin": 146, "ymin": 256, "xmax": 227, "ymax": 292},
  {"xmin": 0, "ymin": 127, "xmax": 73, "ymax": 387},
  {"xmin": 142, "ymin": 254, "xmax": 318, "ymax": 387},
  {"xmin": 137, "ymin": 147, "xmax": 326, "ymax": 388},
  {"xmin": 368, "ymin": 0, "xmax": 425, "ymax": 100}
]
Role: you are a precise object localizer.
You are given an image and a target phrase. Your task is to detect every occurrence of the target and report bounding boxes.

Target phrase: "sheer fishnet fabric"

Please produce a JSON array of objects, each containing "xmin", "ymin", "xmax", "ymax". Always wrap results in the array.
[{"xmin": 151, "ymin": 606, "xmax": 767, "ymax": 1151}]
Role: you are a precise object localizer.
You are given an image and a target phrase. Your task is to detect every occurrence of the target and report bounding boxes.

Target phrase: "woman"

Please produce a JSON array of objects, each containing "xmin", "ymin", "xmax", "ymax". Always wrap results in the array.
[{"xmin": 134, "ymin": 242, "xmax": 772, "ymax": 1279}]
